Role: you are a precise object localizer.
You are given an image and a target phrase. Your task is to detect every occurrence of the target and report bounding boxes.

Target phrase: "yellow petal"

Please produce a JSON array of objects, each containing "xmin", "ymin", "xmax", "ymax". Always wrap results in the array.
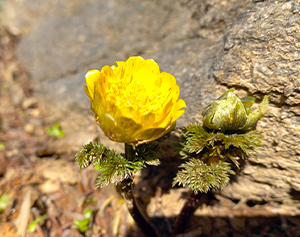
[
  {"xmin": 160, "ymin": 72, "xmax": 176, "ymax": 88},
  {"xmin": 171, "ymin": 99, "xmax": 186, "ymax": 123},
  {"xmin": 84, "ymin": 85, "xmax": 91, "ymax": 99},
  {"xmin": 134, "ymin": 122, "xmax": 176, "ymax": 145},
  {"xmin": 85, "ymin": 69, "xmax": 101, "ymax": 100},
  {"xmin": 172, "ymin": 110, "xmax": 185, "ymax": 123},
  {"xmin": 174, "ymin": 98, "xmax": 186, "ymax": 111},
  {"xmin": 140, "ymin": 112, "xmax": 156, "ymax": 128},
  {"xmin": 154, "ymin": 99, "xmax": 174, "ymax": 127}
]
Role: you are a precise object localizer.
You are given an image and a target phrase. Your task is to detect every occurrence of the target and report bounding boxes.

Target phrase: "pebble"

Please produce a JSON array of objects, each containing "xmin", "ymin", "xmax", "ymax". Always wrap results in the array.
[
  {"xmin": 22, "ymin": 97, "xmax": 38, "ymax": 109},
  {"xmin": 40, "ymin": 180, "xmax": 60, "ymax": 194},
  {"xmin": 24, "ymin": 123, "xmax": 34, "ymax": 133}
]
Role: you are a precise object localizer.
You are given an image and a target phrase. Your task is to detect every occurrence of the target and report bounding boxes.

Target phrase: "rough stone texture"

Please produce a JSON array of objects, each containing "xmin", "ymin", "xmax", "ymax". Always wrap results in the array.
[
  {"xmin": 2, "ymin": 0, "xmax": 300, "ymax": 217},
  {"xmin": 212, "ymin": 0, "xmax": 300, "ymax": 208},
  {"xmin": 213, "ymin": 1, "xmax": 300, "ymax": 106},
  {"xmin": 13, "ymin": 0, "xmax": 191, "ymax": 82},
  {"xmin": 2, "ymin": 0, "xmax": 95, "ymax": 35},
  {"xmin": 221, "ymin": 102, "xmax": 300, "ymax": 208}
]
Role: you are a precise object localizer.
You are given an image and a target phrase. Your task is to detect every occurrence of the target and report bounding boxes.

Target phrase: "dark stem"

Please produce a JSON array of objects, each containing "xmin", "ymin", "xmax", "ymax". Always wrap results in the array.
[
  {"xmin": 172, "ymin": 191, "xmax": 206, "ymax": 236},
  {"xmin": 120, "ymin": 143, "xmax": 160, "ymax": 237}
]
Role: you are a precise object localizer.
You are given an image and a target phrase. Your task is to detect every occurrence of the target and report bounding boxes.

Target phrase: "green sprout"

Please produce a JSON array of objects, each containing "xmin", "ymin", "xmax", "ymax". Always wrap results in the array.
[
  {"xmin": 27, "ymin": 215, "xmax": 48, "ymax": 233},
  {"xmin": 0, "ymin": 194, "xmax": 9, "ymax": 212},
  {"xmin": 73, "ymin": 209, "xmax": 93, "ymax": 233},
  {"xmin": 46, "ymin": 123, "xmax": 65, "ymax": 137}
]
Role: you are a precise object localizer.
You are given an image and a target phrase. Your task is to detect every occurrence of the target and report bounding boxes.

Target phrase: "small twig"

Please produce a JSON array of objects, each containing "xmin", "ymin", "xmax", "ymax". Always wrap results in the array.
[
  {"xmin": 120, "ymin": 143, "xmax": 160, "ymax": 237},
  {"xmin": 60, "ymin": 222, "xmax": 73, "ymax": 230}
]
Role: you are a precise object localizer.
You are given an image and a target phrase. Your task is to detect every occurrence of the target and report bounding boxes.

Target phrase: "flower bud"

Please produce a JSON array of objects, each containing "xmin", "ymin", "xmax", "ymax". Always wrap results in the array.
[{"xmin": 202, "ymin": 89, "xmax": 268, "ymax": 131}]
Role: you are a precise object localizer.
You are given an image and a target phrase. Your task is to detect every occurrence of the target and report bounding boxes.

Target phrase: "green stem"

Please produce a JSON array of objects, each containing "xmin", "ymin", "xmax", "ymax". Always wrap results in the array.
[
  {"xmin": 125, "ymin": 143, "xmax": 133, "ymax": 160},
  {"xmin": 120, "ymin": 143, "xmax": 160, "ymax": 237}
]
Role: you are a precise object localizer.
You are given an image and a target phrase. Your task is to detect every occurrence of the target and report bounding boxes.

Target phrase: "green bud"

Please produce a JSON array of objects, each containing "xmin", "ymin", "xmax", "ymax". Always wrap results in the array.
[{"xmin": 202, "ymin": 89, "xmax": 268, "ymax": 131}]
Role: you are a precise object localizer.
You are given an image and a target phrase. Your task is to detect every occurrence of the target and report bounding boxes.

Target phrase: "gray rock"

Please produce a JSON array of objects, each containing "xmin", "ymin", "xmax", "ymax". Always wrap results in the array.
[
  {"xmin": 212, "ymin": 0, "xmax": 300, "ymax": 204},
  {"xmin": 213, "ymin": 0, "xmax": 300, "ymax": 105},
  {"xmin": 2, "ymin": 0, "xmax": 96, "ymax": 35},
  {"xmin": 15, "ymin": 0, "xmax": 191, "ymax": 82},
  {"xmin": 36, "ymin": 71, "xmax": 90, "ymax": 113}
]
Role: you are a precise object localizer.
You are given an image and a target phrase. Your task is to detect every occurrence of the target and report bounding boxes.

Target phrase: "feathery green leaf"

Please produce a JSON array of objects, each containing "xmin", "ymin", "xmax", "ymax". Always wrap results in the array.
[{"xmin": 173, "ymin": 159, "xmax": 235, "ymax": 194}]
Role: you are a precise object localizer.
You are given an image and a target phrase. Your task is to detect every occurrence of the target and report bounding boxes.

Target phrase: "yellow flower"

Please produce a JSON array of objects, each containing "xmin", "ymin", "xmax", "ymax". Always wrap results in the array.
[{"xmin": 84, "ymin": 56, "xmax": 186, "ymax": 145}]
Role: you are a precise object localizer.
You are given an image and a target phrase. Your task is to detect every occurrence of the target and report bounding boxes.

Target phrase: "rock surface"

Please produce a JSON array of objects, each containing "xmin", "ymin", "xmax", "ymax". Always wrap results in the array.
[
  {"xmin": 213, "ymin": 1, "xmax": 300, "ymax": 106},
  {"xmin": 2, "ymin": 0, "xmax": 300, "ymax": 221},
  {"xmin": 212, "ymin": 0, "xmax": 300, "ymax": 207}
]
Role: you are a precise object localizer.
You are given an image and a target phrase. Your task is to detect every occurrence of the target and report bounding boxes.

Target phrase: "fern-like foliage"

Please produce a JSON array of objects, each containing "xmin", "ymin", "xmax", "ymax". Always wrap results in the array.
[
  {"xmin": 180, "ymin": 124, "xmax": 262, "ymax": 163},
  {"xmin": 133, "ymin": 141, "xmax": 162, "ymax": 166},
  {"xmin": 76, "ymin": 142, "xmax": 111, "ymax": 169},
  {"xmin": 180, "ymin": 123, "xmax": 210, "ymax": 156},
  {"xmin": 174, "ymin": 123, "xmax": 263, "ymax": 193},
  {"xmin": 95, "ymin": 153, "xmax": 145, "ymax": 187},
  {"xmin": 173, "ymin": 159, "xmax": 235, "ymax": 194},
  {"xmin": 75, "ymin": 141, "xmax": 162, "ymax": 187}
]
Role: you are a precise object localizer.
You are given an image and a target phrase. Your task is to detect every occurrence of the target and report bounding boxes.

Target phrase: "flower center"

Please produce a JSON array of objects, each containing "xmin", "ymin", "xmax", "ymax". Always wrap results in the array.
[{"xmin": 106, "ymin": 76, "xmax": 167, "ymax": 116}]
